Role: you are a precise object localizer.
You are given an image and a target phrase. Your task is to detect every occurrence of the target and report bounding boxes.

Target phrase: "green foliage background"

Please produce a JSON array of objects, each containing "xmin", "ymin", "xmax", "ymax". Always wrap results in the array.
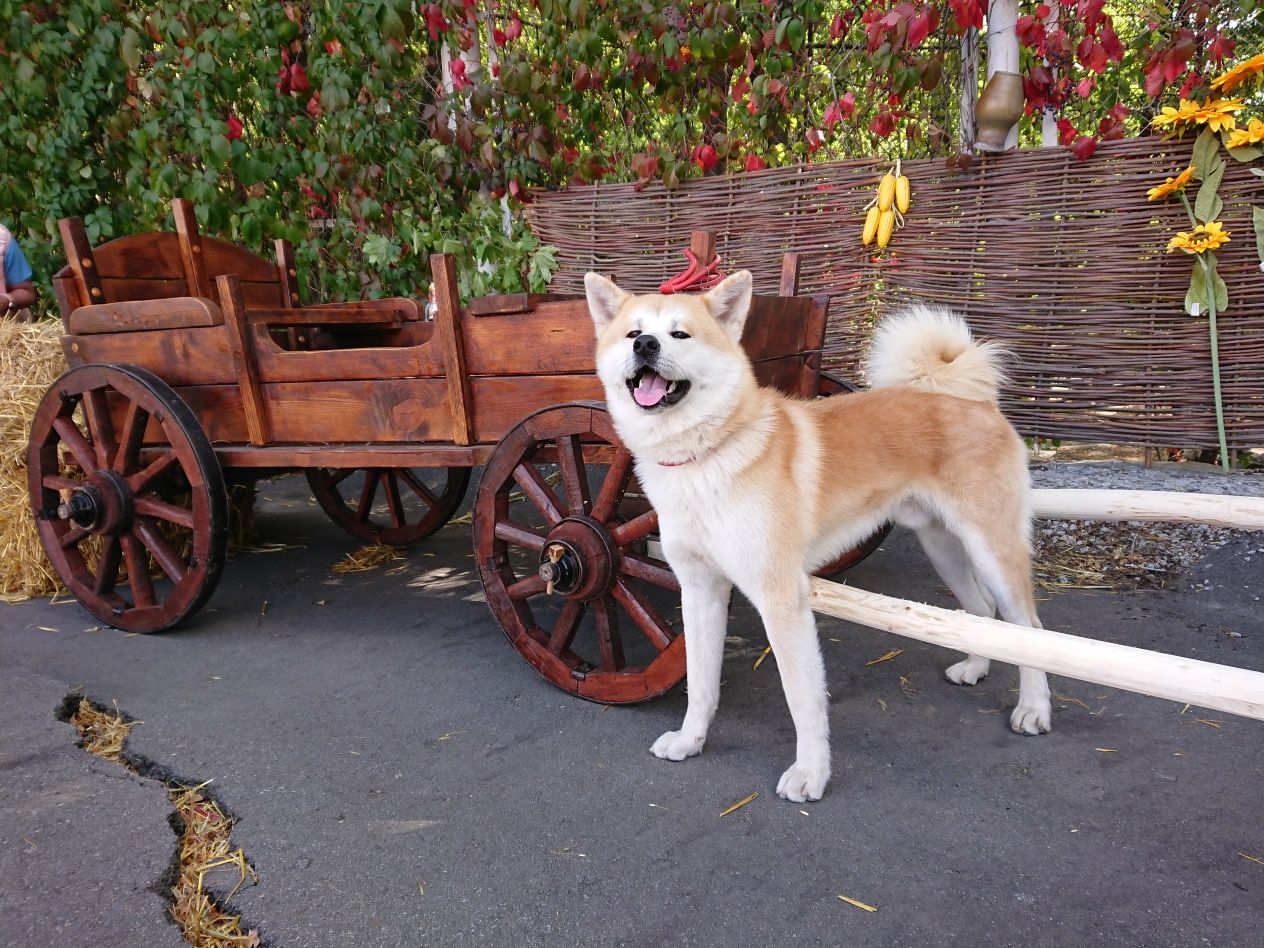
[
  {"xmin": 0, "ymin": 1, "xmax": 557, "ymax": 317},
  {"xmin": 2, "ymin": 0, "xmax": 1261, "ymax": 320}
]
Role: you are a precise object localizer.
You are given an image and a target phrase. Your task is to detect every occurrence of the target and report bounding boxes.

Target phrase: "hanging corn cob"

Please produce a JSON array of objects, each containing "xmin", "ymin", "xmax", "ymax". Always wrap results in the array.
[{"xmin": 860, "ymin": 159, "xmax": 911, "ymax": 249}]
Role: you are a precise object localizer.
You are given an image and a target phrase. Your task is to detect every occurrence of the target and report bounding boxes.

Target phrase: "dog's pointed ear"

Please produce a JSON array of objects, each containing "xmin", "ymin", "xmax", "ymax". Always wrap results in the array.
[
  {"xmin": 701, "ymin": 270, "xmax": 753, "ymax": 342},
  {"xmin": 585, "ymin": 273, "xmax": 630, "ymax": 333}
]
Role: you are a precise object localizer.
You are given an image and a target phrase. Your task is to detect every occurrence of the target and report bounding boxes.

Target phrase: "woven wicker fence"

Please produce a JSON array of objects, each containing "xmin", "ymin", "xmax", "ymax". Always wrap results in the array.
[{"xmin": 528, "ymin": 137, "xmax": 1264, "ymax": 451}]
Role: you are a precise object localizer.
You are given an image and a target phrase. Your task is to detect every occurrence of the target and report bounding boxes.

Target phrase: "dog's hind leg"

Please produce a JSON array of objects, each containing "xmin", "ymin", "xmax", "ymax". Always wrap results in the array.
[
  {"xmin": 749, "ymin": 572, "xmax": 831, "ymax": 802},
  {"xmin": 954, "ymin": 523, "xmax": 1053, "ymax": 736},
  {"xmin": 651, "ymin": 555, "xmax": 732, "ymax": 762},
  {"xmin": 915, "ymin": 521, "xmax": 996, "ymax": 686}
]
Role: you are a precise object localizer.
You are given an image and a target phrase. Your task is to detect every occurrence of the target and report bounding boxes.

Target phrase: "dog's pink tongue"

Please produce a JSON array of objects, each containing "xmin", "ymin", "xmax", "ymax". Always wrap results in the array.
[{"xmin": 634, "ymin": 370, "xmax": 669, "ymax": 407}]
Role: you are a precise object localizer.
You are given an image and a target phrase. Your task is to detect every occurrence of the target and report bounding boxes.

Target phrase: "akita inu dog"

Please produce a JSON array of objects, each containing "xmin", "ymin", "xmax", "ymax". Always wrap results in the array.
[{"xmin": 585, "ymin": 270, "xmax": 1051, "ymax": 803}]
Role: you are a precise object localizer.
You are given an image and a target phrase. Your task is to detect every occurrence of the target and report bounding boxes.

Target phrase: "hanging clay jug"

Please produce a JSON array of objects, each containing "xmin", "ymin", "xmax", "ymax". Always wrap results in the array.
[{"xmin": 975, "ymin": 71, "xmax": 1025, "ymax": 150}]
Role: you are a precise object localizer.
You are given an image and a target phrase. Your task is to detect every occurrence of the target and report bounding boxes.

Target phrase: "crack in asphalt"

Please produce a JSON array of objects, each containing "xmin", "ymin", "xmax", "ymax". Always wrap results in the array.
[{"xmin": 55, "ymin": 693, "xmax": 271, "ymax": 948}]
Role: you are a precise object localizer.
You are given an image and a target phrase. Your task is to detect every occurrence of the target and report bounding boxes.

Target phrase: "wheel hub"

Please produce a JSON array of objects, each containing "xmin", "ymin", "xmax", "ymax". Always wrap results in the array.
[
  {"xmin": 58, "ymin": 470, "xmax": 133, "ymax": 535},
  {"xmin": 537, "ymin": 517, "xmax": 617, "ymax": 601},
  {"xmin": 58, "ymin": 486, "xmax": 103, "ymax": 529}
]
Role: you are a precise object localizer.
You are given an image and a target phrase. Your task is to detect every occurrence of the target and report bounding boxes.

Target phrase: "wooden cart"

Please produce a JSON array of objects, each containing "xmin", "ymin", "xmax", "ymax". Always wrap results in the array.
[{"xmin": 28, "ymin": 203, "xmax": 886, "ymax": 703}]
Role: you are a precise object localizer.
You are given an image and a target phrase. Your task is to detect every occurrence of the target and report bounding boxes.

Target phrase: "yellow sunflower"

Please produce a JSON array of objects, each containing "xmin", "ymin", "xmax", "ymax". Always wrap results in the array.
[
  {"xmin": 1167, "ymin": 221, "xmax": 1231, "ymax": 255},
  {"xmin": 1211, "ymin": 53, "xmax": 1264, "ymax": 94},
  {"xmin": 1150, "ymin": 99, "xmax": 1203, "ymax": 132},
  {"xmin": 1225, "ymin": 117, "xmax": 1264, "ymax": 150},
  {"xmin": 1193, "ymin": 98, "xmax": 1245, "ymax": 133},
  {"xmin": 1146, "ymin": 165, "xmax": 1195, "ymax": 201}
]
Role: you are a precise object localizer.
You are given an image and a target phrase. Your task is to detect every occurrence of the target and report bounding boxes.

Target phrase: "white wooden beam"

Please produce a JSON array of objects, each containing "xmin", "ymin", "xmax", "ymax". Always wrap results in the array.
[
  {"xmin": 809, "ymin": 578, "xmax": 1264, "ymax": 721},
  {"xmin": 1031, "ymin": 488, "xmax": 1264, "ymax": 530}
]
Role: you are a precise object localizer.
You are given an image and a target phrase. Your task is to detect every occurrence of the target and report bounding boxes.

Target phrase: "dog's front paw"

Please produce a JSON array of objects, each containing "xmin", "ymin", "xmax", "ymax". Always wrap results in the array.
[
  {"xmin": 776, "ymin": 758, "xmax": 830, "ymax": 803},
  {"xmin": 1010, "ymin": 698, "xmax": 1052, "ymax": 736},
  {"xmin": 945, "ymin": 656, "xmax": 990, "ymax": 685},
  {"xmin": 651, "ymin": 730, "xmax": 705, "ymax": 761}
]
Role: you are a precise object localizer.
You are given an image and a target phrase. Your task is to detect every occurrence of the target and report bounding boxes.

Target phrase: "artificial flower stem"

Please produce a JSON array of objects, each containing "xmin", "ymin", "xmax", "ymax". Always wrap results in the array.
[
  {"xmin": 1200, "ymin": 256, "xmax": 1231, "ymax": 472},
  {"xmin": 1178, "ymin": 192, "xmax": 1230, "ymax": 471}
]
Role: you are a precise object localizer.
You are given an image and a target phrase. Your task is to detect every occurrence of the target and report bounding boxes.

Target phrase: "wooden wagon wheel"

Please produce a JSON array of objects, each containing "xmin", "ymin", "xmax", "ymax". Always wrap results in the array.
[
  {"xmin": 474, "ymin": 403, "xmax": 685, "ymax": 704},
  {"xmin": 306, "ymin": 466, "xmax": 470, "ymax": 546},
  {"xmin": 813, "ymin": 372, "xmax": 891, "ymax": 576},
  {"xmin": 27, "ymin": 364, "xmax": 228, "ymax": 633}
]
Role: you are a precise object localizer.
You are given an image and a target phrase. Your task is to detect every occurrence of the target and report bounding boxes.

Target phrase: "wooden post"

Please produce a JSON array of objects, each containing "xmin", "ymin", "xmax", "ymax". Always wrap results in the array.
[
  {"xmin": 274, "ymin": 239, "xmax": 303, "ymax": 349},
  {"xmin": 430, "ymin": 253, "xmax": 475, "ymax": 445},
  {"xmin": 274, "ymin": 239, "xmax": 303, "ymax": 309},
  {"xmin": 808, "ymin": 578, "xmax": 1264, "ymax": 721},
  {"xmin": 779, "ymin": 252, "xmax": 801, "ymax": 296},
  {"xmin": 1040, "ymin": 3, "xmax": 1060, "ymax": 147},
  {"xmin": 958, "ymin": 28, "xmax": 979, "ymax": 155},
  {"xmin": 1031, "ymin": 488, "xmax": 1264, "ymax": 530},
  {"xmin": 51, "ymin": 272, "xmax": 83, "ymax": 333},
  {"xmin": 172, "ymin": 198, "xmax": 211, "ymax": 299},
  {"xmin": 216, "ymin": 274, "xmax": 271, "ymax": 446},
  {"xmin": 689, "ymin": 230, "xmax": 716, "ymax": 269},
  {"xmin": 58, "ymin": 218, "xmax": 104, "ymax": 305}
]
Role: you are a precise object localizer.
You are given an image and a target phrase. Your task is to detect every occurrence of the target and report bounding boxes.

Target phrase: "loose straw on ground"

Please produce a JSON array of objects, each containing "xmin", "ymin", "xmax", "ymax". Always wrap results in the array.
[{"xmin": 330, "ymin": 543, "xmax": 403, "ymax": 574}]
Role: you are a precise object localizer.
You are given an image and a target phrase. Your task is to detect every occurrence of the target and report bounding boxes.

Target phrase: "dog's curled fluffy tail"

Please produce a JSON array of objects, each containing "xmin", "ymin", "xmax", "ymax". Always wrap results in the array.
[{"xmin": 865, "ymin": 305, "xmax": 1007, "ymax": 402}]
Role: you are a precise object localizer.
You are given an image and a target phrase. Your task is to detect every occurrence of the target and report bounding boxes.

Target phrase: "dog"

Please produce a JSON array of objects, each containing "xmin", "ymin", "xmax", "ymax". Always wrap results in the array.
[{"xmin": 584, "ymin": 270, "xmax": 1052, "ymax": 803}]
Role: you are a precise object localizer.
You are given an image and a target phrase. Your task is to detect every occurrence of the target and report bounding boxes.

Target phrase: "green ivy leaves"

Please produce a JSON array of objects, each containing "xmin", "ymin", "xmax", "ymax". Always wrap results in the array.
[{"xmin": 2, "ymin": 0, "xmax": 559, "ymax": 315}]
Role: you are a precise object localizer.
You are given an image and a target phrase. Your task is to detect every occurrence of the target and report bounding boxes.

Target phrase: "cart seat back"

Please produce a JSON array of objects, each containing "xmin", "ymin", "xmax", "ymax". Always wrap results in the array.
[{"xmin": 55, "ymin": 200, "xmax": 290, "ymax": 331}]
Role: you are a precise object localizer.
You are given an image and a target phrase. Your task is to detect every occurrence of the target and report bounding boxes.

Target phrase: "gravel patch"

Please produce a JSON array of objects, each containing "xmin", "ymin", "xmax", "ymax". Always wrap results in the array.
[
  {"xmin": 1029, "ymin": 459, "xmax": 1264, "ymax": 496},
  {"xmin": 1027, "ymin": 461, "xmax": 1263, "ymax": 591}
]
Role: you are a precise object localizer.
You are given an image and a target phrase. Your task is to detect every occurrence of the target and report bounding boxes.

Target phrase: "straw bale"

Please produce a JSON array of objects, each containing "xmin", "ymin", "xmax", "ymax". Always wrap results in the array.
[{"xmin": 0, "ymin": 320, "xmax": 67, "ymax": 601}]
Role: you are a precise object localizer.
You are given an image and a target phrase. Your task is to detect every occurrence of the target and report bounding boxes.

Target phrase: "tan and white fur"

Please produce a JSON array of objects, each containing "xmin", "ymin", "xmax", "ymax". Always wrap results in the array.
[{"xmin": 585, "ymin": 270, "xmax": 1051, "ymax": 803}]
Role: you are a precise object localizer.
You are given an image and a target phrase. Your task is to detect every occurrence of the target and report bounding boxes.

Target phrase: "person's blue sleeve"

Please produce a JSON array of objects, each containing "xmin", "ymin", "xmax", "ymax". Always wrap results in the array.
[{"xmin": 4, "ymin": 239, "xmax": 34, "ymax": 286}]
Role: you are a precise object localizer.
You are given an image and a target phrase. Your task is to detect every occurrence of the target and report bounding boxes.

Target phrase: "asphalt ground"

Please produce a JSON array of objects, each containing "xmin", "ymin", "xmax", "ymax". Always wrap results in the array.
[{"xmin": 2, "ymin": 473, "xmax": 1262, "ymax": 947}]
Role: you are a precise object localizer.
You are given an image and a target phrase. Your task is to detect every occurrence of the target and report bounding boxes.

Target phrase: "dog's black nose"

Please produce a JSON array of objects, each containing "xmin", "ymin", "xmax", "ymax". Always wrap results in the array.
[{"xmin": 633, "ymin": 333, "xmax": 660, "ymax": 357}]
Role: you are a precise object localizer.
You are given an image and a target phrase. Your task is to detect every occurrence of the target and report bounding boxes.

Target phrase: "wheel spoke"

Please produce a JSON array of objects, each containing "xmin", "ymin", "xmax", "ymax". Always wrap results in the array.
[
  {"xmin": 59, "ymin": 524, "xmax": 92, "ymax": 549},
  {"xmin": 133, "ymin": 496, "xmax": 195, "ymax": 529},
  {"xmin": 134, "ymin": 520, "xmax": 187, "ymax": 584},
  {"xmin": 127, "ymin": 451, "xmax": 179, "ymax": 493},
  {"xmin": 112, "ymin": 401, "xmax": 150, "ymax": 474},
  {"xmin": 355, "ymin": 470, "xmax": 381, "ymax": 523},
  {"xmin": 593, "ymin": 596, "xmax": 626, "ymax": 672},
  {"xmin": 547, "ymin": 600, "xmax": 586, "ymax": 655},
  {"xmin": 120, "ymin": 534, "xmax": 156, "ymax": 609},
  {"xmin": 511, "ymin": 463, "xmax": 563, "ymax": 524},
  {"xmin": 382, "ymin": 473, "xmax": 407, "ymax": 528},
  {"xmin": 611, "ymin": 579, "xmax": 674, "ymax": 651},
  {"xmin": 52, "ymin": 417, "xmax": 98, "ymax": 474},
  {"xmin": 93, "ymin": 536, "xmax": 122, "ymax": 596},
  {"xmin": 590, "ymin": 448, "xmax": 633, "ymax": 523},
  {"xmin": 43, "ymin": 474, "xmax": 81, "ymax": 492},
  {"xmin": 621, "ymin": 554, "xmax": 680, "ymax": 591},
  {"xmin": 506, "ymin": 574, "xmax": 547, "ymax": 600},
  {"xmin": 555, "ymin": 435, "xmax": 591, "ymax": 516},
  {"xmin": 610, "ymin": 508, "xmax": 658, "ymax": 546},
  {"xmin": 326, "ymin": 468, "xmax": 356, "ymax": 487},
  {"xmin": 81, "ymin": 389, "xmax": 117, "ymax": 470},
  {"xmin": 398, "ymin": 469, "xmax": 440, "ymax": 508},
  {"xmin": 494, "ymin": 520, "xmax": 546, "ymax": 553}
]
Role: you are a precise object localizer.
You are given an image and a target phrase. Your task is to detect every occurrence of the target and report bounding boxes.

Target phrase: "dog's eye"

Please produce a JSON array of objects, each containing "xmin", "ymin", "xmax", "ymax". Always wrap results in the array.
[
  {"xmin": 670, "ymin": 331, "xmax": 690, "ymax": 340},
  {"xmin": 626, "ymin": 330, "xmax": 639, "ymax": 339}
]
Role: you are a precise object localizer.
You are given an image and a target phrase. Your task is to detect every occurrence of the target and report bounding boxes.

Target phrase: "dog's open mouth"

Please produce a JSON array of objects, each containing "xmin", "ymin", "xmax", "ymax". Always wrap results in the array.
[{"xmin": 627, "ymin": 367, "xmax": 691, "ymax": 409}]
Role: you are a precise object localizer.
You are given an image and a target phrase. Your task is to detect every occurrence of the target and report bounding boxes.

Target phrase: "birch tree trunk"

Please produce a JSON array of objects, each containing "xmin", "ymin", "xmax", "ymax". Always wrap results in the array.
[
  {"xmin": 959, "ymin": 28, "xmax": 979, "ymax": 154},
  {"xmin": 1041, "ymin": 2, "xmax": 1059, "ymax": 146},
  {"xmin": 985, "ymin": 0, "xmax": 1021, "ymax": 150}
]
